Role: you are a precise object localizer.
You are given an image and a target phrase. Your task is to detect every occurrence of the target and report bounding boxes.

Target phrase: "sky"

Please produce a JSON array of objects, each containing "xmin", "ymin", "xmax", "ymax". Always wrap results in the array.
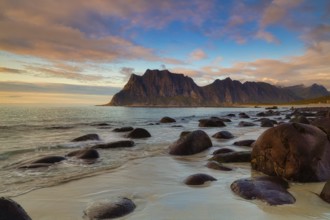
[{"xmin": 0, "ymin": 0, "xmax": 329, "ymax": 105}]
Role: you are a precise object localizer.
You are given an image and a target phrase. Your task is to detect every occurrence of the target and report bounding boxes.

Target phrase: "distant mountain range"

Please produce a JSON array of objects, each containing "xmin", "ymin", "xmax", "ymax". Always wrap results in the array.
[{"xmin": 106, "ymin": 69, "xmax": 330, "ymax": 106}]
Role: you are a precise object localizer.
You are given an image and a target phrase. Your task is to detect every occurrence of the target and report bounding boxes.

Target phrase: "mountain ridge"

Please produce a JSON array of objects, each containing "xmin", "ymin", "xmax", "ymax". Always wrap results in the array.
[{"xmin": 107, "ymin": 69, "xmax": 330, "ymax": 106}]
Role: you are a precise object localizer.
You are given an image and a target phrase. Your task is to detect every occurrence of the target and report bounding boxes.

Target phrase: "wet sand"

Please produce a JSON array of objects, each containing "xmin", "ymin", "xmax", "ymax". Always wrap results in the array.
[{"xmin": 15, "ymin": 152, "xmax": 330, "ymax": 219}]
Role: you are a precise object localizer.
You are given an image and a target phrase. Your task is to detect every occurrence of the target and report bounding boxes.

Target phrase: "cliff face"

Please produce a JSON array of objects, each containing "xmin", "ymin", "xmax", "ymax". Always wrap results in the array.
[{"xmin": 108, "ymin": 69, "xmax": 328, "ymax": 106}]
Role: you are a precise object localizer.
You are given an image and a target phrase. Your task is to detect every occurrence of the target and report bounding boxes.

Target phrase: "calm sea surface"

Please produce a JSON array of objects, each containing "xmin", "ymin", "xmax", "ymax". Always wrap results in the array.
[{"xmin": 0, "ymin": 105, "xmax": 267, "ymax": 197}]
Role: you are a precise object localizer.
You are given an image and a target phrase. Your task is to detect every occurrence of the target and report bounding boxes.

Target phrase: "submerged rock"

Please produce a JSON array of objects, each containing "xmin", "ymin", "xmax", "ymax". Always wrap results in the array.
[
  {"xmin": 169, "ymin": 130, "xmax": 212, "ymax": 155},
  {"xmin": 160, "ymin": 116, "xmax": 176, "ymax": 123},
  {"xmin": 184, "ymin": 173, "xmax": 217, "ymax": 185},
  {"xmin": 238, "ymin": 121, "xmax": 256, "ymax": 127},
  {"xmin": 212, "ymin": 131, "xmax": 234, "ymax": 139},
  {"xmin": 212, "ymin": 148, "xmax": 235, "ymax": 155},
  {"xmin": 199, "ymin": 118, "xmax": 226, "ymax": 127},
  {"xmin": 71, "ymin": 134, "xmax": 100, "ymax": 142},
  {"xmin": 206, "ymin": 161, "xmax": 232, "ymax": 171},
  {"xmin": 92, "ymin": 140, "xmax": 135, "ymax": 149},
  {"xmin": 251, "ymin": 122, "xmax": 330, "ymax": 182},
  {"xmin": 19, "ymin": 156, "xmax": 66, "ymax": 169},
  {"xmin": 210, "ymin": 151, "xmax": 251, "ymax": 163},
  {"xmin": 127, "ymin": 128, "xmax": 151, "ymax": 139},
  {"xmin": 84, "ymin": 197, "xmax": 136, "ymax": 219},
  {"xmin": 0, "ymin": 197, "xmax": 32, "ymax": 220},
  {"xmin": 230, "ymin": 176, "xmax": 295, "ymax": 205},
  {"xmin": 233, "ymin": 139, "xmax": 255, "ymax": 147},
  {"xmin": 113, "ymin": 127, "xmax": 134, "ymax": 132},
  {"xmin": 66, "ymin": 148, "xmax": 99, "ymax": 160}
]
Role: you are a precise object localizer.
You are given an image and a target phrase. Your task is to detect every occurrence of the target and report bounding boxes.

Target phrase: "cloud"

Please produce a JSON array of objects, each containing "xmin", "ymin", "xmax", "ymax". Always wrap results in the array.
[
  {"xmin": 189, "ymin": 49, "xmax": 208, "ymax": 61},
  {"xmin": 255, "ymin": 30, "xmax": 279, "ymax": 43},
  {"xmin": 0, "ymin": 81, "xmax": 119, "ymax": 95},
  {"xmin": 0, "ymin": 67, "xmax": 25, "ymax": 74}
]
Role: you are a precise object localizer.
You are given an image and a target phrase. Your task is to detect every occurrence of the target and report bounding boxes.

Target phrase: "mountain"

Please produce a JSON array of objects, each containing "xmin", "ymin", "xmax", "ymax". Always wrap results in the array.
[
  {"xmin": 285, "ymin": 84, "xmax": 330, "ymax": 99},
  {"xmin": 107, "ymin": 69, "xmax": 329, "ymax": 106}
]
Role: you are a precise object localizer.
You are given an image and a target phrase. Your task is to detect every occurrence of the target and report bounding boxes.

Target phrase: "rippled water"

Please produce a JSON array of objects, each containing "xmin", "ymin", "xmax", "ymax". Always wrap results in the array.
[{"xmin": 0, "ymin": 105, "xmax": 273, "ymax": 197}]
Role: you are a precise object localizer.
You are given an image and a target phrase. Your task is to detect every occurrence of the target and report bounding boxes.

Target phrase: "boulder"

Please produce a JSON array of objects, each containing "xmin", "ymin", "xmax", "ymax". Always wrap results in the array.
[
  {"xmin": 92, "ymin": 140, "xmax": 135, "ymax": 149},
  {"xmin": 238, "ymin": 121, "xmax": 256, "ymax": 127},
  {"xmin": 19, "ymin": 156, "xmax": 66, "ymax": 169},
  {"xmin": 66, "ymin": 148, "xmax": 99, "ymax": 160},
  {"xmin": 71, "ymin": 134, "xmax": 100, "ymax": 142},
  {"xmin": 84, "ymin": 197, "xmax": 136, "ymax": 219},
  {"xmin": 206, "ymin": 161, "xmax": 232, "ymax": 171},
  {"xmin": 320, "ymin": 180, "xmax": 330, "ymax": 203},
  {"xmin": 184, "ymin": 173, "xmax": 217, "ymax": 185},
  {"xmin": 312, "ymin": 118, "xmax": 330, "ymax": 135},
  {"xmin": 199, "ymin": 118, "xmax": 226, "ymax": 127},
  {"xmin": 239, "ymin": 112, "xmax": 250, "ymax": 118},
  {"xmin": 160, "ymin": 116, "xmax": 176, "ymax": 123},
  {"xmin": 230, "ymin": 176, "xmax": 295, "ymax": 205},
  {"xmin": 210, "ymin": 151, "xmax": 251, "ymax": 163},
  {"xmin": 0, "ymin": 197, "xmax": 32, "ymax": 220},
  {"xmin": 233, "ymin": 139, "xmax": 255, "ymax": 147},
  {"xmin": 113, "ymin": 127, "xmax": 134, "ymax": 132},
  {"xmin": 251, "ymin": 123, "xmax": 330, "ymax": 182},
  {"xmin": 260, "ymin": 118, "xmax": 277, "ymax": 127},
  {"xmin": 212, "ymin": 131, "xmax": 234, "ymax": 139},
  {"xmin": 169, "ymin": 130, "xmax": 212, "ymax": 155},
  {"xmin": 290, "ymin": 116, "xmax": 310, "ymax": 124},
  {"xmin": 127, "ymin": 128, "xmax": 151, "ymax": 139}
]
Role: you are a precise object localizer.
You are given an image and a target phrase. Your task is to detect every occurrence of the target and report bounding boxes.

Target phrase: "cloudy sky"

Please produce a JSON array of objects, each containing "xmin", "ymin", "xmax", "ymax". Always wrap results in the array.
[{"xmin": 0, "ymin": 0, "xmax": 329, "ymax": 105}]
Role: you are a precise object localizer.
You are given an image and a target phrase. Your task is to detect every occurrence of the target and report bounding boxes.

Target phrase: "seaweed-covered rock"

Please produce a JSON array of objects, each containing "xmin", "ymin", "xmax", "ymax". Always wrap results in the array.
[
  {"xmin": 0, "ymin": 197, "xmax": 32, "ymax": 220},
  {"xmin": 231, "ymin": 176, "xmax": 295, "ymax": 205},
  {"xmin": 84, "ymin": 197, "xmax": 136, "ymax": 219},
  {"xmin": 169, "ymin": 130, "xmax": 212, "ymax": 155},
  {"xmin": 127, "ymin": 128, "xmax": 151, "ymax": 139},
  {"xmin": 71, "ymin": 134, "xmax": 100, "ymax": 142},
  {"xmin": 251, "ymin": 123, "xmax": 330, "ymax": 182},
  {"xmin": 184, "ymin": 173, "xmax": 217, "ymax": 185}
]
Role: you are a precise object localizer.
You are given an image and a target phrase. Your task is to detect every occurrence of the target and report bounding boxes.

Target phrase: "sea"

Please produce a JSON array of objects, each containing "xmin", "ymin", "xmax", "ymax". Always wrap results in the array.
[{"xmin": 0, "ymin": 105, "xmax": 276, "ymax": 198}]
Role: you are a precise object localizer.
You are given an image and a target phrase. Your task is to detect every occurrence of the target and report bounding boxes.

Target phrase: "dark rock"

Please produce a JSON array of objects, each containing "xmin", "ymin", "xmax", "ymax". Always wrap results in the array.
[
  {"xmin": 230, "ymin": 176, "xmax": 295, "ymax": 205},
  {"xmin": 127, "ymin": 128, "xmax": 151, "ymax": 139},
  {"xmin": 92, "ymin": 140, "xmax": 135, "ymax": 149},
  {"xmin": 84, "ymin": 197, "xmax": 136, "ymax": 219},
  {"xmin": 92, "ymin": 123, "xmax": 110, "ymax": 126},
  {"xmin": 265, "ymin": 106, "xmax": 278, "ymax": 110},
  {"xmin": 0, "ymin": 197, "xmax": 32, "ymax": 220},
  {"xmin": 160, "ymin": 116, "xmax": 176, "ymax": 123},
  {"xmin": 212, "ymin": 131, "xmax": 234, "ymax": 139},
  {"xmin": 238, "ymin": 121, "xmax": 256, "ymax": 127},
  {"xmin": 210, "ymin": 151, "xmax": 251, "ymax": 163},
  {"xmin": 320, "ymin": 180, "xmax": 330, "ymax": 203},
  {"xmin": 233, "ymin": 139, "xmax": 255, "ymax": 147},
  {"xmin": 31, "ymin": 156, "xmax": 66, "ymax": 164},
  {"xmin": 66, "ymin": 148, "xmax": 99, "ymax": 160},
  {"xmin": 199, "ymin": 118, "xmax": 226, "ymax": 127},
  {"xmin": 260, "ymin": 118, "xmax": 276, "ymax": 127},
  {"xmin": 219, "ymin": 118, "xmax": 232, "ymax": 122},
  {"xmin": 227, "ymin": 113, "xmax": 236, "ymax": 117},
  {"xmin": 312, "ymin": 118, "xmax": 330, "ymax": 135},
  {"xmin": 212, "ymin": 148, "xmax": 235, "ymax": 155},
  {"xmin": 257, "ymin": 110, "xmax": 280, "ymax": 117},
  {"xmin": 169, "ymin": 130, "xmax": 212, "ymax": 155},
  {"xmin": 184, "ymin": 173, "xmax": 217, "ymax": 185},
  {"xmin": 251, "ymin": 123, "xmax": 330, "ymax": 182},
  {"xmin": 239, "ymin": 112, "xmax": 250, "ymax": 118},
  {"xmin": 290, "ymin": 116, "xmax": 310, "ymax": 124},
  {"xmin": 113, "ymin": 127, "xmax": 134, "ymax": 132},
  {"xmin": 171, "ymin": 125, "xmax": 183, "ymax": 128},
  {"xmin": 206, "ymin": 161, "xmax": 232, "ymax": 171},
  {"xmin": 180, "ymin": 131, "xmax": 191, "ymax": 138},
  {"xmin": 71, "ymin": 134, "xmax": 100, "ymax": 142}
]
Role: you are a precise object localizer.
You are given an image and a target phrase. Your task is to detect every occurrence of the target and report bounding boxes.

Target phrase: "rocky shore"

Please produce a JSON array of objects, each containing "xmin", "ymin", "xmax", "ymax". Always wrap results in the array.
[{"xmin": 3, "ymin": 106, "xmax": 330, "ymax": 219}]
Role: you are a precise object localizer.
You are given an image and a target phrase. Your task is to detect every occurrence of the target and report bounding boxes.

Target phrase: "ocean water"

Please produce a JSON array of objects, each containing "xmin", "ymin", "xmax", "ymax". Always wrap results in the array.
[{"xmin": 0, "ymin": 105, "xmax": 276, "ymax": 197}]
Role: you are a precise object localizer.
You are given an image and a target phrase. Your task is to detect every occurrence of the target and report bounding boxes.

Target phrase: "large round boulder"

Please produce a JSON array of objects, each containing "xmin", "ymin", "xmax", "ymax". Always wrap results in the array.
[
  {"xmin": 84, "ymin": 197, "xmax": 135, "ymax": 219},
  {"xmin": 169, "ymin": 130, "xmax": 212, "ymax": 155},
  {"xmin": 251, "ymin": 122, "xmax": 330, "ymax": 182},
  {"xmin": 230, "ymin": 176, "xmax": 295, "ymax": 205},
  {"xmin": 0, "ymin": 197, "xmax": 32, "ymax": 220}
]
